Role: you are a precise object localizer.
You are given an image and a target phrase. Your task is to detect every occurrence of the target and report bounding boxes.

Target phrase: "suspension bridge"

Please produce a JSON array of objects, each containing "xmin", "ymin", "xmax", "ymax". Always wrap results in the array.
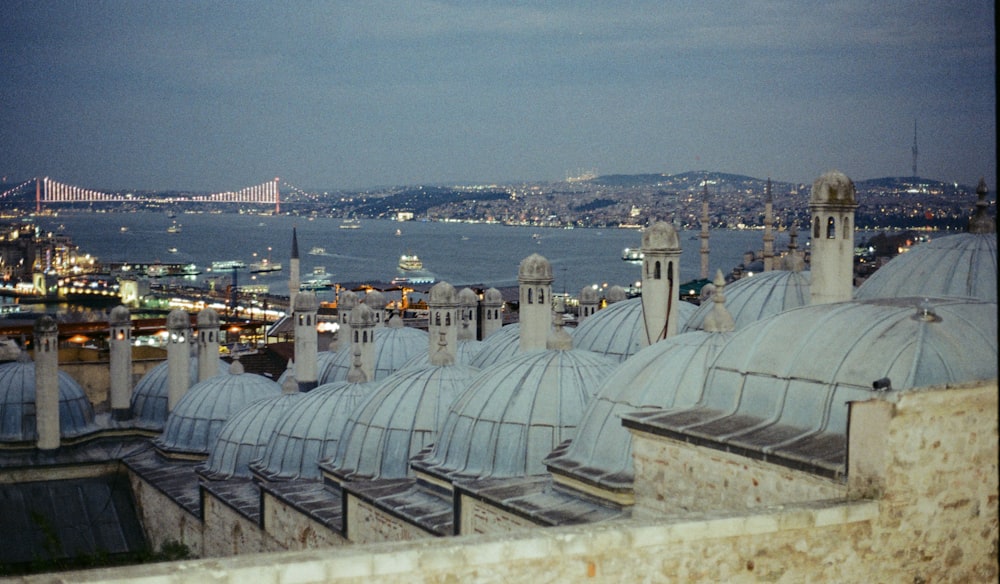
[{"xmin": 0, "ymin": 177, "xmax": 287, "ymax": 213}]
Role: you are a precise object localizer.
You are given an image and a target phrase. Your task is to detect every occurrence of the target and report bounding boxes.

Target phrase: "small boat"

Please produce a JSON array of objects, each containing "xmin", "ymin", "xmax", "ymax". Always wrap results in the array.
[
  {"xmin": 308, "ymin": 246, "xmax": 327, "ymax": 255},
  {"xmin": 167, "ymin": 222, "xmax": 182, "ymax": 234},
  {"xmin": 339, "ymin": 218, "xmax": 361, "ymax": 229},
  {"xmin": 119, "ymin": 226, "xmax": 129, "ymax": 233},
  {"xmin": 250, "ymin": 259, "xmax": 282, "ymax": 273},
  {"xmin": 146, "ymin": 264, "xmax": 169, "ymax": 278},
  {"xmin": 622, "ymin": 247, "xmax": 644, "ymax": 262},
  {"xmin": 395, "ymin": 229, "xmax": 402, "ymax": 237},
  {"xmin": 398, "ymin": 254, "xmax": 423, "ymax": 271},
  {"xmin": 167, "ymin": 247, "xmax": 178, "ymax": 254}
]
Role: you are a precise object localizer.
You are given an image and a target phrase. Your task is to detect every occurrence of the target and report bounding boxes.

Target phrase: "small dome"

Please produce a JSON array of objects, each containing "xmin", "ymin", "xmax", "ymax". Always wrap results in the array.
[
  {"xmin": 518, "ymin": 253, "xmax": 553, "ymax": 282},
  {"xmin": 130, "ymin": 355, "xmax": 230, "ymax": 431},
  {"xmin": 458, "ymin": 287, "xmax": 479, "ymax": 306},
  {"xmin": 327, "ymin": 363, "xmax": 481, "ymax": 480},
  {"xmin": 579, "ymin": 286, "xmax": 599, "ymax": 304},
  {"xmin": 810, "ymin": 170, "xmax": 856, "ymax": 206},
  {"xmin": 854, "ymin": 233, "xmax": 996, "ymax": 303},
  {"xmin": 349, "ymin": 303, "xmax": 376, "ymax": 327},
  {"xmin": 155, "ymin": 368, "xmax": 281, "ymax": 456},
  {"xmin": 251, "ymin": 380, "xmax": 373, "ymax": 480},
  {"xmin": 200, "ymin": 392, "xmax": 304, "ymax": 479},
  {"xmin": 641, "ymin": 222, "xmax": 680, "ymax": 251},
  {"xmin": 339, "ymin": 289, "xmax": 359, "ymax": 310},
  {"xmin": 166, "ymin": 309, "xmax": 190, "ymax": 329},
  {"xmin": 483, "ymin": 287, "xmax": 503, "ymax": 305},
  {"xmin": 418, "ymin": 348, "xmax": 616, "ymax": 480},
  {"xmin": 293, "ymin": 290, "xmax": 319, "ymax": 312},
  {"xmin": 33, "ymin": 315, "xmax": 57, "ymax": 334},
  {"xmin": 572, "ymin": 297, "xmax": 697, "ymax": 362},
  {"xmin": 467, "ymin": 323, "xmax": 522, "ymax": 368},
  {"xmin": 0, "ymin": 355, "xmax": 98, "ymax": 442},
  {"xmin": 606, "ymin": 286, "xmax": 628, "ymax": 303},
  {"xmin": 428, "ymin": 281, "xmax": 457, "ymax": 305},
  {"xmin": 682, "ymin": 270, "xmax": 811, "ymax": 332},
  {"xmin": 547, "ymin": 329, "xmax": 733, "ymax": 490},
  {"xmin": 197, "ymin": 308, "xmax": 220, "ymax": 327},
  {"xmin": 319, "ymin": 324, "xmax": 427, "ymax": 384},
  {"xmin": 363, "ymin": 290, "xmax": 386, "ymax": 310},
  {"xmin": 110, "ymin": 305, "xmax": 131, "ymax": 326}
]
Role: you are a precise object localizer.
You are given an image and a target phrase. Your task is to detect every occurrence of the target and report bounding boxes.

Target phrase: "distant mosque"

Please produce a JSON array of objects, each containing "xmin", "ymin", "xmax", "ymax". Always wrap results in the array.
[{"xmin": 0, "ymin": 172, "xmax": 996, "ymax": 582}]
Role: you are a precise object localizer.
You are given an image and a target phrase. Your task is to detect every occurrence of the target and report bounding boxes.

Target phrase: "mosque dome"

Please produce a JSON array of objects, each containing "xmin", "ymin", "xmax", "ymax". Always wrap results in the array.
[
  {"xmin": 318, "ymin": 316, "xmax": 427, "ymax": 383},
  {"xmin": 400, "ymin": 340, "xmax": 484, "ymax": 369},
  {"xmin": 854, "ymin": 233, "xmax": 996, "ymax": 303},
  {"xmin": 641, "ymin": 221, "xmax": 680, "ymax": 251},
  {"xmin": 572, "ymin": 297, "xmax": 696, "ymax": 362},
  {"xmin": 251, "ymin": 380, "xmax": 373, "ymax": 480},
  {"xmin": 458, "ymin": 287, "xmax": 478, "ymax": 306},
  {"xmin": 155, "ymin": 361, "xmax": 281, "ymax": 456},
  {"xmin": 579, "ymin": 286, "xmax": 600, "ymax": 304},
  {"xmin": 518, "ymin": 253, "xmax": 553, "ymax": 282},
  {"xmin": 416, "ymin": 347, "xmax": 616, "ymax": 480},
  {"xmin": 606, "ymin": 286, "xmax": 628, "ymax": 303},
  {"xmin": 166, "ymin": 309, "xmax": 190, "ymax": 329},
  {"xmin": 682, "ymin": 269, "xmax": 811, "ymax": 332},
  {"xmin": 200, "ymin": 392, "xmax": 304, "ymax": 479},
  {"xmin": 197, "ymin": 308, "xmax": 220, "ymax": 328},
  {"xmin": 293, "ymin": 290, "xmax": 319, "ymax": 313},
  {"xmin": 546, "ymin": 328, "xmax": 734, "ymax": 491},
  {"xmin": 429, "ymin": 281, "xmax": 456, "ymax": 304},
  {"xmin": 0, "ymin": 354, "xmax": 98, "ymax": 442},
  {"xmin": 130, "ymin": 354, "xmax": 230, "ymax": 431},
  {"xmin": 467, "ymin": 323, "xmax": 521, "ymax": 368},
  {"xmin": 326, "ymin": 363, "xmax": 481, "ymax": 480},
  {"xmin": 483, "ymin": 287, "xmax": 503, "ymax": 305},
  {"xmin": 810, "ymin": 170, "xmax": 857, "ymax": 205}
]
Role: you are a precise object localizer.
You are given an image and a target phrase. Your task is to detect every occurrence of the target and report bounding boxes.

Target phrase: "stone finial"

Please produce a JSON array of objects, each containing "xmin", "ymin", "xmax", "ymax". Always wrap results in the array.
[
  {"xmin": 229, "ymin": 358, "xmax": 245, "ymax": 375},
  {"xmin": 347, "ymin": 347, "xmax": 368, "ymax": 383},
  {"xmin": 967, "ymin": 177, "xmax": 995, "ymax": 234},
  {"xmin": 546, "ymin": 313, "xmax": 573, "ymax": 351},
  {"xmin": 702, "ymin": 269, "xmax": 735, "ymax": 333},
  {"xmin": 282, "ymin": 361, "xmax": 298, "ymax": 394}
]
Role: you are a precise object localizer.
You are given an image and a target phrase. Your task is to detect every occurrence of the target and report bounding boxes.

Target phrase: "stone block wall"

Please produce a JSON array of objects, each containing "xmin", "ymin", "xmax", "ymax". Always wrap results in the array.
[
  {"xmin": 201, "ymin": 492, "xmax": 268, "ymax": 558},
  {"xmin": 261, "ymin": 490, "xmax": 347, "ymax": 551},
  {"xmin": 128, "ymin": 472, "xmax": 203, "ymax": 554},
  {"xmin": 459, "ymin": 493, "xmax": 537, "ymax": 535},
  {"xmin": 346, "ymin": 495, "xmax": 435, "ymax": 544}
]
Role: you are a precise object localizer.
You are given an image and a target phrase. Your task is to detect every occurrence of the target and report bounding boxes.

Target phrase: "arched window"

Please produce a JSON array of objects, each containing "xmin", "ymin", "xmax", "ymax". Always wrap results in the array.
[
  {"xmin": 445, "ymin": 313, "xmax": 451, "ymax": 326},
  {"xmin": 353, "ymin": 331, "xmax": 358, "ymax": 343},
  {"xmin": 813, "ymin": 217, "xmax": 820, "ymax": 239},
  {"xmin": 843, "ymin": 216, "xmax": 850, "ymax": 239},
  {"xmin": 434, "ymin": 312, "xmax": 440, "ymax": 326},
  {"xmin": 827, "ymin": 216, "xmax": 836, "ymax": 239},
  {"xmin": 654, "ymin": 261, "xmax": 661, "ymax": 279},
  {"xmin": 527, "ymin": 288, "xmax": 533, "ymax": 304},
  {"xmin": 538, "ymin": 288, "xmax": 544, "ymax": 304}
]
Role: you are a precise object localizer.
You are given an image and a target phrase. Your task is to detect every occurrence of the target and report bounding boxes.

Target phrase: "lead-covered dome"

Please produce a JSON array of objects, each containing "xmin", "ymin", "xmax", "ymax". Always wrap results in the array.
[
  {"xmin": 318, "ymin": 317, "xmax": 427, "ymax": 383},
  {"xmin": 467, "ymin": 323, "xmax": 521, "ymax": 368},
  {"xmin": 682, "ymin": 269, "xmax": 810, "ymax": 332},
  {"xmin": 155, "ymin": 361, "xmax": 281, "ymax": 456},
  {"xmin": 200, "ymin": 391, "xmax": 304, "ymax": 479},
  {"xmin": 0, "ymin": 353, "xmax": 98, "ymax": 442},
  {"xmin": 416, "ymin": 347, "xmax": 616, "ymax": 480},
  {"xmin": 572, "ymin": 297, "xmax": 696, "ymax": 362},
  {"xmin": 131, "ymin": 354, "xmax": 230, "ymax": 431}
]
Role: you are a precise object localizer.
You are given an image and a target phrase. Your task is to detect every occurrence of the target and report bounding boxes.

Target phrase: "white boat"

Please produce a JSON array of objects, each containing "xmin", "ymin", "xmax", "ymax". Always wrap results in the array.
[
  {"xmin": 339, "ymin": 218, "xmax": 361, "ymax": 229},
  {"xmin": 622, "ymin": 247, "xmax": 644, "ymax": 262},
  {"xmin": 167, "ymin": 222, "xmax": 182, "ymax": 234},
  {"xmin": 250, "ymin": 259, "xmax": 282, "ymax": 273},
  {"xmin": 211, "ymin": 260, "xmax": 246, "ymax": 271},
  {"xmin": 167, "ymin": 247, "xmax": 178, "ymax": 254},
  {"xmin": 308, "ymin": 246, "xmax": 327, "ymax": 255},
  {"xmin": 398, "ymin": 254, "xmax": 423, "ymax": 271}
]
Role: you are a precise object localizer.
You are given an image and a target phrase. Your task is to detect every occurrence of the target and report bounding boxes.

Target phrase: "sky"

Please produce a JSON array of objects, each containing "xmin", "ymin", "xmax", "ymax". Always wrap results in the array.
[{"xmin": 1, "ymin": 1, "xmax": 995, "ymax": 192}]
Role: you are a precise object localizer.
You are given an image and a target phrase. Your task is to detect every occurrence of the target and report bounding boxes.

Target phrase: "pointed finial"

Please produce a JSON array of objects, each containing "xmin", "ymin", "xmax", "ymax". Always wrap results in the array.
[
  {"xmin": 546, "ymin": 312, "xmax": 573, "ymax": 350},
  {"xmin": 229, "ymin": 357, "xmax": 245, "ymax": 375},
  {"xmin": 347, "ymin": 347, "xmax": 368, "ymax": 383},
  {"xmin": 291, "ymin": 227, "xmax": 300, "ymax": 259},
  {"xmin": 282, "ymin": 360, "xmax": 298, "ymax": 394},
  {"xmin": 702, "ymin": 269, "xmax": 735, "ymax": 332},
  {"xmin": 967, "ymin": 178, "xmax": 995, "ymax": 234}
]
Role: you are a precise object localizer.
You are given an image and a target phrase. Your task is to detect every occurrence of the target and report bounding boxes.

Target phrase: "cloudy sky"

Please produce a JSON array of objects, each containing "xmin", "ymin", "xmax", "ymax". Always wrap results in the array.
[{"xmin": 2, "ymin": 1, "xmax": 994, "ymax": 191}]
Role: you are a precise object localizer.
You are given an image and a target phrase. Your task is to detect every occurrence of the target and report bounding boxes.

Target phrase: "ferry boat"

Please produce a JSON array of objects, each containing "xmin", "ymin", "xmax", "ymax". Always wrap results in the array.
[
  {"xmin": 211, "ymin": 260, "xmax": 246, "ymax": 271},
  {"xmin": 339, "ymin": 218, "xmax": 361, "ymax": 229},
  {"xmin": 308, "ymin": 246, "xmax": 327, "ymax": 255},
  {"xmin": 398, "ymin": 254, "xmax": 423, "ymax": 271},
  {"xmin": 249, "ymin": 258, "xmax": 282, "ymax": 273},
  {"xmin": 622, "ymin": 247, "xmax": 644, "ymax": 262}
]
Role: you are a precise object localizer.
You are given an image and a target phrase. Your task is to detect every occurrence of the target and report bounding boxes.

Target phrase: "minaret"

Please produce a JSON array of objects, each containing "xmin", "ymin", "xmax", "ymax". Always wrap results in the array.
[
  {"xmin": 294, "ymin": 291, "xmax": 319, "ymax": 392},
  {"xmin": 762, "ymin": 178, "xmax": 775, "ymax": 272},
  {"xmin": 33, "ymin": 315, "xmax": 60, "ymax": 451},
  {"xmin": 518, "ymin": 254, "xmax": 553, "ymax": 352},
  {"xmin": 640, "ymin": 221, "xmax": 681, "ymax": 346},
  {"xmin": 457, "ymin": 287, "xmax": 479, "ymax": 342},
  {"xmin": 196, "ymin": 308, "xmax": 220, "ymax": 382},
  {"xmin": 699, "ymin": 181, "xmax": 711, "ymax": 280},
  {"xmin": 808, "ymin": 171, "xmax": 858, "ymax": 304},
  {"xmin": 288, "ymin": 227, "xmax": 300, "ymax": 310},
  {"xmin": 967, "ymin": 178, "xmax": 995, "ymax": 234},
  {"xmin": 481, "ymin": 287, "xmax": 503, "ymax": 340},
  {"xmin": 109, "ymin": 305, "xmax": 133, "ymax": 421},
  {"xmin": 578, "ymin": 285, "xmax": 599, "ymax": 323},
  {"xmin": 348, "ymin": 303, "xmax": 376, "ymax": 382},
  {"xmin": 335, "ymin": 290, "xmax": 358, "ymax": 352},
  {"xmin": 427, "ymin": 281, "xmax": 458, "ymax": 366},
  {"xmin": 166, "ymin": 309, "xmax": 192, "ymax": 412}
]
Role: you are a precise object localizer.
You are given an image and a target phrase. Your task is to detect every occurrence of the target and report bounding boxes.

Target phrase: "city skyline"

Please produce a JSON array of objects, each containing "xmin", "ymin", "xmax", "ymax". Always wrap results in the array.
[{"xmin": 1, "ymin": 2, "xmax": 995, "ymax": 192}]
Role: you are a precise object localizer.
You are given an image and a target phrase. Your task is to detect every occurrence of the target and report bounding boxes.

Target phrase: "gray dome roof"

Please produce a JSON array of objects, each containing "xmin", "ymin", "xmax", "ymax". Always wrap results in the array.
[
  {"xmin": 400, "ymin": 339, "xmax": 485, "ymax": 369},
  {"xmin": 155, "ymin": 364, "xmax": 281, "ymax": 456},
  {"xmin": 0, "ymin": 355, "xmax": 98, "ymax": 442},
  {"xmin": 251, "ymin": 380, "xmax": 373, "ymax": 480},
  {"xmin": 572, "ymin": 297, "xmax": 697, "ymax": 362},
  {"xmin": 419, "ymin": 348, "xmax": 616, "ymax": 480},
  {"xmin": 579, "ymin": 286, "xmax": 600, "ymax": 303},
  {"xmin": 200, "ymin": 392, "xmax": 304, "ymax": 479},
  {"xmin": 166, "ymin": 309, "xmax": 190, "ymax": 329},
  {"xmin": 682, "ymin": 270, "xmax": 811, "ymax": 332},
  {"xmin": 854, "ymin": 233, "xmax": 996, "ymax": 302},
  {"xmin": 458, "ymin": 287, "xmax": 478, "ymax": 306},
  {"xmin": 483, "ymin": 287, "xmax": 503, "ymax": 305},
  {"xmin": 327, "ymin": 363, "xmax": 481, "ymax": 480},
  {"xmin": 130, "ymin": 355, "xmax": 230, "ymax": 431},
  {"xmin": 810, "ymin": 170, "xmax": 856, "ymax": 205},
  {"xmin": 197, "ymin": 308, "xmax": 219, "ymax": 327},
  {"xmin": 293, "ymin": 290, "xmax": 319, "ymax": 312},
  {"xmin": 518, "ymin": 253, "xmax": 553, "ymax": 282},
  {"xmin": 110, "ymin": 305, "xmax": 131, "ymax": 325},
  {"xmin": 428, "ymin": 281, "xmax": 456, "ymax": 304},
  {"xmin": 546, "ymin": 329, "xmax": 733, "ymax": 490},
  {"xmin": 318, "ymin": 323, "xmax": 427, "ymax": 384},
  {"xmin": 467, "ymin": 323, "xmax": 521, "ymax": 368},
  {"xmin": 277, "ymin": 351, "xmax": 337, "ymax": 385}
]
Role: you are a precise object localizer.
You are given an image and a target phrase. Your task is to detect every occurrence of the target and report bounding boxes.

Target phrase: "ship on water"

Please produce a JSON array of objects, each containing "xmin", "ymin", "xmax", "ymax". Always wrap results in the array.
[{"xmin": 398, "ymin": 253, "xmax": 423, "ymax": 271}]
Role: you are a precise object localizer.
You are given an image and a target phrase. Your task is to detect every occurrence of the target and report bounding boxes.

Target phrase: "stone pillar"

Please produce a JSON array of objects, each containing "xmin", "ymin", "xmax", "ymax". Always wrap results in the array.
[
  {"xmin": 294, "ymin": 291, "xmax": 319, "ymax": 392},
  {"xmin": 197, "ymin": 308, "xmax": 220, "ymax": 382},
  {"xmin": 808, "ymin": 171, "xmax": 858, "ymax": 305},
  {"xmin": 33, "ymin": 315, "xmax": 59, "ymax": 451},
  {"xmin": 481, "ymin": 287, "xmax": 503, "ymax": 340},
  {"xmin": 348, "ymin": 303, "xmax": 376, "ymax": 383},
  {"xmin": 109, "ymin": 305, "xmax": 133, "ymax": 421},
  {"xmin": 336, "ymin": 290, "xmax": 358, "ymax": 352},
  {"xmin": 458, "ymin": 288, "xmax": 479, "ymax": 341},
  {"xmin": 166, "ymin": 309, "xmax": 192, "ymax": 412},
  {"xmin": 428, "ymin": 282, "xmax": 458, "ymax": 366},
  {"xmin": 517, "ymin": 254, "xmax": 553, "ymax": 352},
  {"xmin": 640, "ymin": 222, "xmax": 681, "ymax": 346}
]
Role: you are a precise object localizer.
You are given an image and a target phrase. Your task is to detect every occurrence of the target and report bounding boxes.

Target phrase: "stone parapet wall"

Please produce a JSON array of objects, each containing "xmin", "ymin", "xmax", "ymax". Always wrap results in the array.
[
  {"xmin": 127, "ymin": 472, "xmax": 203, "ymax": 554},
  {"xmin": 201, "ymin": 492, "xmax": 268, "ymax": 558},
  {"xmin": 346, "ymin": 495, "xmax": 435, "ymax": 544},
  {"xmin": 261, "ymin": 490, "xmax": 347, "ymax": 551},
  {"xmin": 459, "ymin": 493, "xmax": 537, "ymax": 535}
]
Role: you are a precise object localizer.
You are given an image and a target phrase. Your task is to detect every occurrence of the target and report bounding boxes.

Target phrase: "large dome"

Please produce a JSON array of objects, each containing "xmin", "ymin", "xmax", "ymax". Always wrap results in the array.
[
  {"xmin": 250, "ymin": 380, "xmax": 373, "ymax": 481},
  {"xmin": 854, "ymin": 233, "xmax": 996, "ymax": 302},
  {"xmin": 399, "ymin": 339, "xmax": 484, "ymax": 369},
  {"xmin": 318, "ymin": 320, "xmax": 427, "ymax": 384},
  {"xmin": 326, "ymin": 363, "xmax": 481, "ymax": 480},
  {"xmin": 572, "ymin": 297, "xmax": 696, "ymax": 362},
  {"xmin": 0, "ymin": 354, "xmax": 98, "ymax": 442},
  {"xmin": 467, "ymin": 323, "xmax": 521, "ymax": 368},
  {"xmin": 546, "ymin": 328, "xmax": 733, "ymax": 491},
  {"xmin": 155, "ymin": 363, "xmax": 281, "ymax": 456},
  {"xmin": 200, "ymin": 392, "xmax": 304, "ymax": 479},
  {"xmin": 417, "ymin": 348, "xmax": 616, "ymax": 480},
  {"xmin": 682, "ymin": 270, "xmax": 810, "ymax": 332},
  {"xmin": 131, "ymin": 354, "xmax": 230, "ymax": 431}
]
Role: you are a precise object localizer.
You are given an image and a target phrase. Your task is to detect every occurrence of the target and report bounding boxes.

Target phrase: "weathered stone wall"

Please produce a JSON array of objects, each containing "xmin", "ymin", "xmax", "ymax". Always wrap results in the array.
[
  {"xmin": 346, "ymin": 495, "xmax": 434, "ymax": 544},
  {"xmin": 630, "ymin": 429, "xmax": 847, "ymax": 515},
  {"xmin": 459, "ymin": 493, "xmax": 537, "ymax": 535},
  {"xmin": 261, "ymin": 490, "xmax": 347, "ymax": 551},
  {"xmin": 201, "ymin": 491, "xmax": 268, "ymax": 558},
  {"xmin": 127, "ymin": 472, "xmax": 203, "ymax": 554}
]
